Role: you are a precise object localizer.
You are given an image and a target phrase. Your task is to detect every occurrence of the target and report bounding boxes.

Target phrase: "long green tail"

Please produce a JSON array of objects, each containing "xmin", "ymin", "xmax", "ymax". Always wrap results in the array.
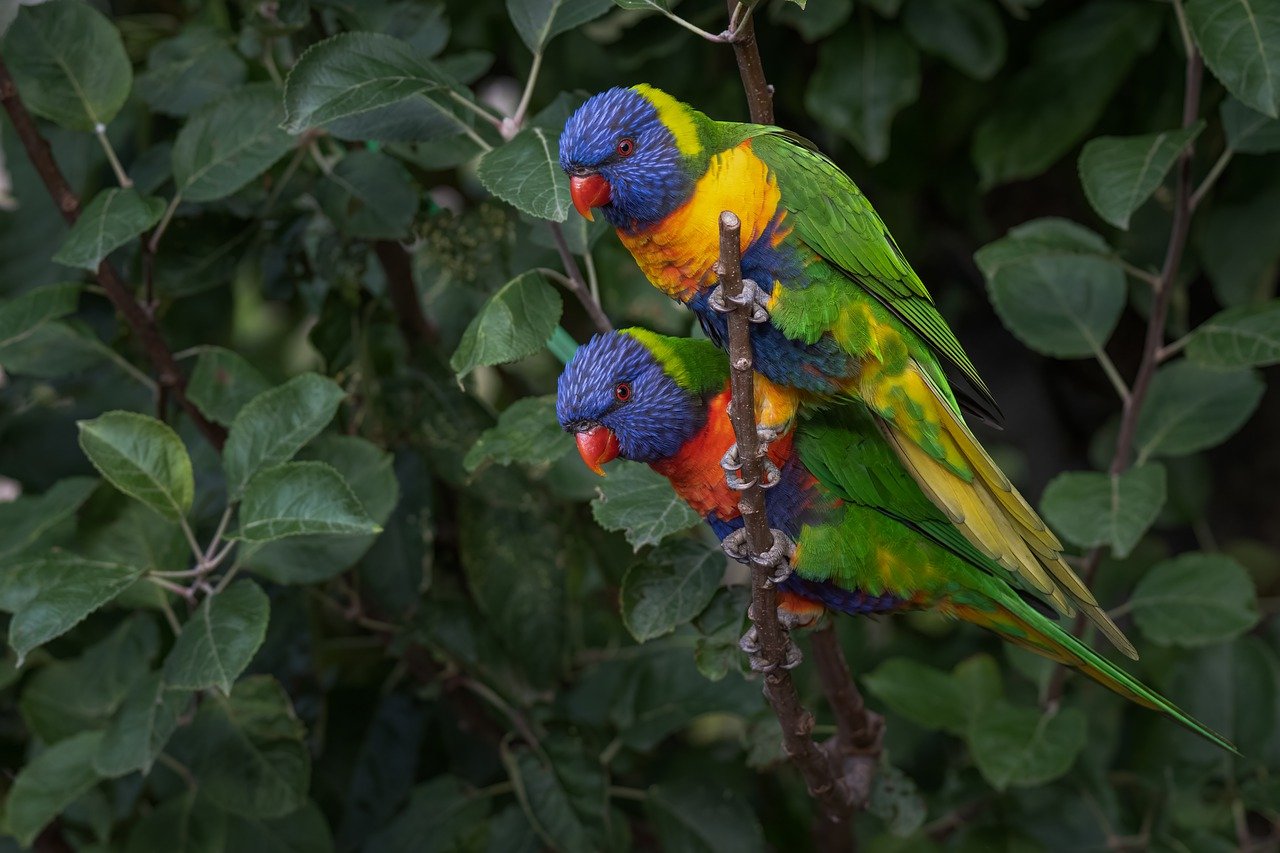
[{"xmin": 952, "ymin": 589, "xmax": 1238, "ymax": 754}]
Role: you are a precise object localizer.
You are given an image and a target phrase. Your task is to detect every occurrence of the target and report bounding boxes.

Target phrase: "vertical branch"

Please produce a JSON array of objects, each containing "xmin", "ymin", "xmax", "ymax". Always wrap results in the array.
[
  {"xmin": 374, "ymin": 240, "xmax": 438, "ymax": 349},
  {"xmin": 719, "ymin": 213, "xmax": 866, "ymax": 835},
  {"xmin": 549, "ymin": 223, "xmax": 612, "ymax": 335},
  {"xmin": 1048, "ymin": 45, "xmax": 1204, "ymax": 703},
  {"xmin": 0, "ymin": 59, "xmax": 226, "ymax": 450},
  {"xmin": 724, "ymin": 0, "xmax": 773, "ymax": 124}
]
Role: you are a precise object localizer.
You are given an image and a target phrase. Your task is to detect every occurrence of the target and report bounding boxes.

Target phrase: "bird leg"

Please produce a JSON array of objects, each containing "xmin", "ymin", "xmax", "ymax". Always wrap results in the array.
[
  {"xmin": 720, "ymin": 527, "xmax": 795, "ymax": 586},
  {"xmin": 739, "ymin": 603, "xmax": 805, "ymax": 672},
  {"xmin": 708, "ymin": 277, "xmax": 770, "ymax": 324}
]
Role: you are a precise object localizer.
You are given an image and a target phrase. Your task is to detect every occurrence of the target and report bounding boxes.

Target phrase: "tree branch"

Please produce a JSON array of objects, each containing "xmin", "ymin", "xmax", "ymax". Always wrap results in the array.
[
  {"xmin": 1047, "ymin": 47, "xmax": 1204, "ymax": 704},
  {"xmin": 374, "ymin": 240, "xmax": 438, "ymax": 349},
  {"xmin": 719, "ymin": 212, "xmax": 868, "ymax": 837},
  {"xmin": 548, "ymin": 222, "xmax": 612, "ymax": 335},
  {"xmin": 0, "ymin": 59, "xmax": 226, "ymax": 450},
  {"xmin": 725, "ymin": 0, "xmax": 773, "ymax": 124}
]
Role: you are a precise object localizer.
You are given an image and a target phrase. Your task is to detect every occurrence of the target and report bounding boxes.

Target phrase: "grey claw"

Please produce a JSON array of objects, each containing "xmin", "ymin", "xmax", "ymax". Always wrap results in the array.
[
  {"xmin": 721, "ymin": 527, "xmax": 750, "ymax": 561},
  {"xmin": 738, "ymin": 626, "xmax": 761, "ymax": 655},
  {"xmin": 781, "ymin": 642, "xmax": 803, "ymax": 670},
  {"xmin": 720, "ymin": 445, "xmax": 743, "ymax": 472},
  {"xmin": 755, "ymin": 530, "xmax": 797, "ymax": 588},
  {"xmin": 708, "ymin": 279, "xmax": 771, "ymax": 323}
]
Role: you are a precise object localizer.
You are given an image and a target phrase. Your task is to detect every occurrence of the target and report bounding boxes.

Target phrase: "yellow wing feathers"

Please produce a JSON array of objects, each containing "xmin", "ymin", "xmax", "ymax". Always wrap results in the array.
[{"xmin": 868, "ymin": 361, "xmax": 1139, "ymax": 661}]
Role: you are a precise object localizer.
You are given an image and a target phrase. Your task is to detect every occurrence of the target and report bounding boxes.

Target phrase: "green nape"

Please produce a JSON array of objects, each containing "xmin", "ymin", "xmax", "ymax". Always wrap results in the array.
[{"xmin": 622, "ymin": 328, "xmax": 729, "ymax": 395}]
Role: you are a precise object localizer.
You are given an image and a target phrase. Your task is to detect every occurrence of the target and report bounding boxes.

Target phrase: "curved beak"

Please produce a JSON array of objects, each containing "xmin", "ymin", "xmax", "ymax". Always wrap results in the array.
[
  {"xmin": 569, "ymin": 174, "xmax": 611, "ymax": 221},
  {"xmin": 575, "ymin": 424, "xmax": 620, "ymax": 476}
]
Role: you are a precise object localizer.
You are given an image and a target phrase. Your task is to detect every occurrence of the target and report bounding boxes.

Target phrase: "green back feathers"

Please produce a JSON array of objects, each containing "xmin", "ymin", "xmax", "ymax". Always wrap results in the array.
[{"xmin": 622, "ymin": 328, "xmax": 729, "ymax": 395}]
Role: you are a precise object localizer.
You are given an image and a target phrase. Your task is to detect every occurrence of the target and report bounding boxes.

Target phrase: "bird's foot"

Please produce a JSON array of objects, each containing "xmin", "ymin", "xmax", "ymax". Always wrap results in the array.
[
  {"xmin": 708, "ymin": 278, "xmax": 770, "ymax": 323},
  {"xmin": 719, "ymin": 528, "xmax": 795, "ymax": 586},
  {"xmin": 720, "ymin": 424, "xmax": 783, "ymax": 491},
  {"xmin": 738, "ymin": 605, "xmax": 804, "ymax": 672}
]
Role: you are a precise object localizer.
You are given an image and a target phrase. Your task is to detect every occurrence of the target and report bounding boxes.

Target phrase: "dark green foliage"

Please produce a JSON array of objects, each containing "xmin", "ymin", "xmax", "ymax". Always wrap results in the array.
[{"xmin": 0, "ymin": 1, "xmax": 1276, "ymax": 850}]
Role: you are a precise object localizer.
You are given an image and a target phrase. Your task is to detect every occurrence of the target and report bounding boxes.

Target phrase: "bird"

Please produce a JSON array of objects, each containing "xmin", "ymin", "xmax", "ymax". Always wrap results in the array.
[
  {"xmin": 555, "ymin": 329, "xmax": 1234, "ymax": 752},
  {"xmin": 557, "ymin": 84, "xmax": 1135, "ymax": 660}
]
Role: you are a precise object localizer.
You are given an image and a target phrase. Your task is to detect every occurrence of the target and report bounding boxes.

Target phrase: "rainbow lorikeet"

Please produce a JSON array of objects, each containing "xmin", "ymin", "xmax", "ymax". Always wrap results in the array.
[
  {"xmin": 557, "ymin": 85, "xmax": 1134, "ymax": 660},
  {"xmin": 556, "ymin": 329, "xmax": 1233, "ymax": 751}
]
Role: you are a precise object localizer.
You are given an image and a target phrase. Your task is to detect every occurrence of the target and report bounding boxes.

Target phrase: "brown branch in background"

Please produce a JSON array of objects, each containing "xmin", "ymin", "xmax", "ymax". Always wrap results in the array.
[
  {"xmin": 548, "ymin": 222, "xmax": 612, "ymax": 335},
  {"xmin": 374, "ymin": 240, "xmax": 439, "ymax": 349},
  {"xmin": 725, "ymin": 0, "xmax": 774, "ymax": 124},
  {"xmin": 1047, "ymin": 48, "xmax": 1204, "ymax": 705},
  {"xmin": 719, "ymin": 212, "xmax": 867, "ymax": 838},
  {"xmin": 0, "ymin": 58, "xmax": 227, "ymax": 450}
]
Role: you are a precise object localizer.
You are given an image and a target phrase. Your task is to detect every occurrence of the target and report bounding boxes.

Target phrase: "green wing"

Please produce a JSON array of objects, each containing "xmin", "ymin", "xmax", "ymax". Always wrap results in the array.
[
  {"xmin": 795, "ymin": 402, "xmax": 1001, "ymax": 578},
  {"xmin": 749, "ymin": 130, "xmax": 1000, "ymax": 422}
]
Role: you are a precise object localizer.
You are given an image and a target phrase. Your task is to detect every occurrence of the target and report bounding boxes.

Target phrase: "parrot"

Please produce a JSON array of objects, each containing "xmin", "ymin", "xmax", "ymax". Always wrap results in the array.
[
  {"xmin": 555, "ymin": 329, "xmax": 1234, "ymax": 752},
  {"xmin": 556, "ymin": 85, "xmax": 1137, "ymax": 661}
]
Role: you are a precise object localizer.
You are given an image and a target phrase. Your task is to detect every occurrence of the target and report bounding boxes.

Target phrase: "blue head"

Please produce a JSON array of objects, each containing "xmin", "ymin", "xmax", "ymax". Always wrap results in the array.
[
  {"xmin": 559, "ymin": 85, "xmax": 706, "ymax": 232},
  {"xmin": 557, "ymin": 331, "xmax": 709, "ymax": 472}
]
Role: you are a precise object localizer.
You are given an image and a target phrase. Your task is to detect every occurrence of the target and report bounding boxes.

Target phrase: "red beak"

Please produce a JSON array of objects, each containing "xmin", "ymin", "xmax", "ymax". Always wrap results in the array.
[
  {"xmin": 575, "ymin": 425, "xmax": 620, "ymax": 476},
  {"xmin": 569, "ymin": 174, "xmax": 611, "ymax": 221}
]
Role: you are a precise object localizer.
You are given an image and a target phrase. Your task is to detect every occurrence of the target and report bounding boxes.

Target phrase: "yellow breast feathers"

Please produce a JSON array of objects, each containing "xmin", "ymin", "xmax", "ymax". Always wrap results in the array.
[{"xmin": 618, "ymin": 141, "xmax": 783, "ymax": 301}]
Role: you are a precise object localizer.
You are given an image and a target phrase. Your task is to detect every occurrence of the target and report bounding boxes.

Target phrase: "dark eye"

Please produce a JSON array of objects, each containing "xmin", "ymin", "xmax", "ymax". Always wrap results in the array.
[
  {"xmin": 615, "ymin": 137, "xmax": 635, "ymax": 157},
  {"xmin": 614, "ymin": 381, "xmax": 632, "ymax": 402}
]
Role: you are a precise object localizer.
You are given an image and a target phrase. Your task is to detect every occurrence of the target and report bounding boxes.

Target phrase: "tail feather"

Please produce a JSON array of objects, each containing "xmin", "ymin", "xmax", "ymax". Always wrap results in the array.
[
  {"xmin": 874, "ymin": 362, "xmax": 1137, "ymax": 660},
  {"xmin": 952, "ymin": 596, "xmax": 1238, "ymax": 754}
]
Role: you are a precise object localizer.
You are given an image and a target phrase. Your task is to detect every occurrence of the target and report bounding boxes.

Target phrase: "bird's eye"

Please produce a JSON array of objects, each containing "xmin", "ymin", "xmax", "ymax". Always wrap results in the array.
[
  {"xmin": 614, "ymin": 381, "xmax": 632, "ymax": 402},
  {"xmin": 616, "ymin": 137, "xmax": 635, "ymax": 157}
]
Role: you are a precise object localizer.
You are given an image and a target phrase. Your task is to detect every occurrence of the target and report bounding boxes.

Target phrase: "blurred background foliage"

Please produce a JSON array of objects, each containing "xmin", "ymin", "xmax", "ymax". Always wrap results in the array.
[{"xmin": 0, "ymin": 0, "xmax": 1277, "ymax": 850}]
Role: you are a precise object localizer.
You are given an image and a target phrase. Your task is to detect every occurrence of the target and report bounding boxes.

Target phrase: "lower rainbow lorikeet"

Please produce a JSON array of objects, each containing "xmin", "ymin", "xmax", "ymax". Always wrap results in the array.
[
  {"xmin": 556, "ymin": 329, "xmax": 1233, "ymax": 752},
  {"xmin": 557, "ymin": 86, "xmax": 1136, "ymax": 661}
]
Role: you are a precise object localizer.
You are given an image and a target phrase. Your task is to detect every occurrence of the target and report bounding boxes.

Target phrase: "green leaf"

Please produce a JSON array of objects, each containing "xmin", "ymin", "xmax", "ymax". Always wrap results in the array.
[
  {"xmin": 124, "ymin": 791, "xmax": 227, "ymax": 853},
  {"xmin": 226, "ymin": 800, "xmax": 334, "ymax": 853},
  {"xmin": 163, "ymin": 580, "xmax": 271, "ymax": 694},
  {"xmin": 236, "ymin": 461, "xmax": 381, "ymax": 542},
  {"xmin": 1130, "ymin": 552, "xmax": 1258, "ymax": 647},
  {"xmin": 283, "ymin": 32, "xmax": 476, "ymax": 142},
  {"xmin": 775, "ymin": 0, "xmax": 851, "ymax": 41},
  {"xmin": 868, "ymin": 765, "xmax": 927, "ymax": 838},
  {"xmin": 644, "ymin": 782, "xmax": 766, "ymax": 853},
  {"xmin": 0, "ymin": 476, "xmax": 97, "ymax": 559},
  {"xmin": 78, "ymin": 411, "xmax": 195, "ymax": 522},
  {"xmin": 450, "ymin": 272, "xmax": 563, "ymax": 377},
  {"xmin": 1133, "ymin": 362, "xmax": 1264, "ymax": 461},
  {"xmin": 476, "ymin": 127, "xmax": 572, "ymax": 221},
  {"xmin": 0, "ymin": 282, "xmax": 81, "ymax": 347},
  {"xmin": 53, "ymin": 188, "xmax": 167, "ymax": 271},
  {"xmin": 507, "ymin": 0, "xmax": 613, "ymax": 53},
  {"xmin": 1198, "ymin": 186, "xmax": 1280, "ymax": 307},
  {"xmin": 317, "ymin": 149, "xmax": 418, "ymax": 239},
  {"xmin": 902, "ymin": 0, "xmax": 1006, "ymax": 80},
  {"xmin": 805, "ymin": 22, "xmax": 920, "ymax": 163},
  {"xmin": 136, "ymin": 27, "xmax": 247, "ymax": 117},
  {"xmin": 464, "ymin": 395, "xmax": 574, "ymax": 472},
  {"xmin": 187, "ymin": 347, "xmax": 273, "ymax": 427},
  {"xmin": 1186, "ymin": 301, "xmax": 1280, "ymax": 368},
  {"xmin": 0, "ymin": 554, "xmax": 143, "ymax": 662},
  {"xmin": 0, "ymin": 320, "xmax": 107, "ymax": 377},
  {"xmin": 4, "ymin": 730, "xmax": 105, "ymax": 846},
  {"xmin": 1039, "ymin": 464, "xmax": 1167, "ymax": 558},
  {"xmin": 1169, "ymin": 637, "xmax": 1280, "ymax": 762},
  {"xmin": 620, "ymin": 539, "xmax": 725, "ymax": 643},
  {"xmin": 367, "ymin": 776, "xmax": 491, "ymax": 853},
  {"xmin": 977, "ymin": 219, "xmax": 1126, "ymax": 358},
  {"xmin": 692, "ymin": 586, "xmax": 749, "ymax": 681},
  {"xmin": 93, "ymin": 673, "xmax": 190, "ymax": 777},
  {"xmin": 863, "ymin": 658, "xmax": 973, "ymax": 735},
  {"xmin": 504, "ymin": 741, "xmax": 610, "ymax": 853},
  {"xmin": 971, "ymin": 3, "xmax": 1161, "ymax": 186},
  {"xmin": 1078, "ymin": 123, "xmax": 1204, "ymax": 229},
  {"xmin": 1186, "ymin": 0, "xmax": 1280, "ymax": 119},
  {"xmin": 222, "ymin": 373, "xmax": 345, "ymax": 497},
  {"xmin": 967, "ymin": 703, "xmax": 1087, "ymax": 790},
  {"xmin": 458, "ymin": 497, "xmax": 566, "ymax": 686},
  {"xmin": 177, "ymin": 676, "xmax": 310, "ymax": 819},
  {"xmin": 1222, "ymin": 96, "xmax": 1280, "ymax": 153},
  {"xmin": 2, "ymin": 0, "xmax": 132, "ymax": 131},
  {"xmin": 590, "ymin": 461, "xmax": 700, "ymax": 550},
  {"xmin": 172, "ymin": 84, "xmax": 294, "ymax": 202}
]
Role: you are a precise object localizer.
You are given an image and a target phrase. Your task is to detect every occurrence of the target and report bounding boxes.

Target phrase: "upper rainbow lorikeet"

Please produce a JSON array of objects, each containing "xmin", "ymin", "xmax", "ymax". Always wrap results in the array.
[
  {"xmin": 556, "ymin": 329, "xmax": 1233, "ymax": 752},
  {"xmin": 557, "ymin": 85, "xmax": 1135, "ymax": 660}
]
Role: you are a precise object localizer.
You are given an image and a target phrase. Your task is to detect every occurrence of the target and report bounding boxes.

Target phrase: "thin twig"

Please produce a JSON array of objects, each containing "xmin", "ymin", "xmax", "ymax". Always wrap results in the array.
[
  {"xmin": 548, "ymin": 223, "xmax": 612, "ymax": 334},
  {"xmin": 512, "ymin": 51, "xmax": 543, "ymax": 129},
  {"xmin": 719, "ymin": 211, "xmax": 863, "ymax": 833},
  {"xmin": 724, "ymin": 0, "xmax": 773, "ymax": 123},
  {"xmin": 374, "ymin": 240, "xmax": 438, "ymax": 347},
  {"xmin": 1093, "ymin": 345, "xmax": 1131, "ymax": 404},
  {"xmin": 0, "ymin": 59, "xmax": 227, "ymax": 451},
  {"xmin": 1046, "ymin": 44, "xmax": 1204, "ymax": 704},
  {"xmin": 94, "ymin": 125, "xmax": 132, "ymax": 188},
  {"xmin": 1189, "ymin": 147, "xmax": 1233, "ymax": 211}
]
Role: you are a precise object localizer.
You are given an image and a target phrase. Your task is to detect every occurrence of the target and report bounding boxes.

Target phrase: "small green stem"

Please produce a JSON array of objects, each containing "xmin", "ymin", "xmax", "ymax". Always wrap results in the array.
[
  {"xmin": 608, "ymin": 786, "xmax": 648, "ymax": 802},
  {"xmin": 94, "ymin": 125, "xmax": 132, "ymax": 188},
  {"xmin": 1119, "ymin": 259, "xmax": 1160, "ymax": 288},
  {"xmin": 147, "ymin": 193, "xmax": 182, "ymax": 254},
  {"xmin": 512, "ymin": 51, "xmax": 543, "ymax": 129},
  {"xmin": 1093, "ymin": 345, "xmax": 1131, "ymax": 403},
  {"xmin": 1189, "ymin": 147, "xmax": 1233, "ymax": 211}
]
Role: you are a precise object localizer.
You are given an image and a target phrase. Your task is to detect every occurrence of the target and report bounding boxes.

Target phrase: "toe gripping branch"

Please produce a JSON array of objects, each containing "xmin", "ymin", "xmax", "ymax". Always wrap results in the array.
[
  {"xmin": 720, "ymin": 421, "xmax": 782, "ymax": 491},
  {"xmin": 721, "ymin": 526, "xmax": 796, "ymax": 587},
  {"xmin": 739, "ymin": 605, "xmax": 804, "ymax": 672},
  {"xmin": 709, "ymin": 277, "xmax": 770, "ymax": 324}
]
